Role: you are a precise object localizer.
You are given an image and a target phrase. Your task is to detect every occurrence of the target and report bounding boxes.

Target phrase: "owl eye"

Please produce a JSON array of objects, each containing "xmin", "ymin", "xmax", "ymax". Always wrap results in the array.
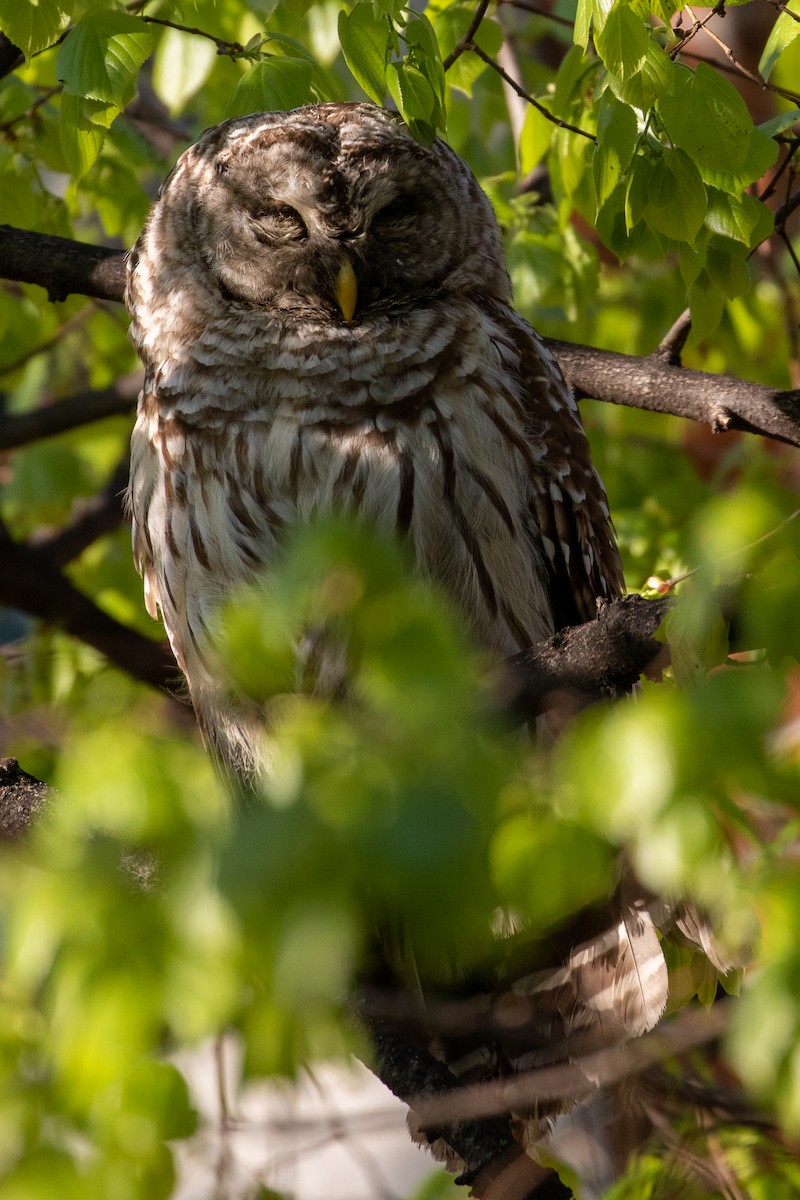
[{"xmin": 252, "ymin": 204, "xmax": 308, "ymax": 243}]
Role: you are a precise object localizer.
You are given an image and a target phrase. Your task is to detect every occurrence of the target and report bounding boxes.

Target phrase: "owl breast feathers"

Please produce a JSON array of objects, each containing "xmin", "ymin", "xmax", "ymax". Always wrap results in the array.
[
  {"xmin": 126, "ymin": 103, "xmax": 676, "ymax": 1194},
  {"xmin": 126, "ymin": 101, "xmax": 622, "ymax": 775}
]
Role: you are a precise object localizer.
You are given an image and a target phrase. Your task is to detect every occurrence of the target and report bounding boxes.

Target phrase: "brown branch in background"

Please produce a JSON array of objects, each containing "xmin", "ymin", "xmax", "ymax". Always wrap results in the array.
[
  {"xmin": 408, "ymin": 1005, "xmax": 731, "ymax": 1130},
  {"xmin": 29, "ymin": 457, "xmax": 130, "ymax": 568},
  {"xmin": 368, "ymin": 1029, "xmax": 571, "ymax": 1200},
  {"xmin": 0, "ymin": 374, "xmax": 141, "ymax": 451},
  {"xmin": 498, "ymin": 0, "xmax": 576, "ymax": 29},
  {"xmin": 0, "ymin": 515, "xmax": 181, "ymax": 695}
]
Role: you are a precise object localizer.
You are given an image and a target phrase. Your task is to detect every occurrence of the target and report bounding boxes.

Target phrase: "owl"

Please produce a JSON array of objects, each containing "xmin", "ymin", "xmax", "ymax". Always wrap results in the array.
[
  {"xmin": 126, "ymin": 104, "xmax": 662, "ymax": 1194},
  {"xmin": 127, "ymin": 101, "xmax": 623, "ymax": 773}
]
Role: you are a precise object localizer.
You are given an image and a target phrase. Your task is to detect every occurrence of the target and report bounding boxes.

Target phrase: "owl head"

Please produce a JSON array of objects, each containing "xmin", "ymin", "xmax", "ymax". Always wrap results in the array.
[{"xmin": 129, "ymin": 103, "xmax": 511, "ymax": 331}]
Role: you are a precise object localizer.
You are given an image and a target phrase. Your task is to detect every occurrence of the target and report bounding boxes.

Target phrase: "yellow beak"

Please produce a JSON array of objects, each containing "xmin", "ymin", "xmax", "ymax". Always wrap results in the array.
[{"xmin": 333, "ymin": 256, "xmax": 358, "ymax": 323}]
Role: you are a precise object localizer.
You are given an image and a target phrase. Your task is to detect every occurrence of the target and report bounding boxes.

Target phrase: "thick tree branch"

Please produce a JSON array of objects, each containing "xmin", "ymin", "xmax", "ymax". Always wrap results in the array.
[
  {"xmin": 498, "ymin": 593, "xmax": 670, "ymax": 724},
  {"xmin": 0, "ymin": 758, "xmax": 49, "ymax": 839},
  {"xmin": 0, "ymin": 374, "xmax": 141, "ymax": 451},
  {"xmin": 3, "ymin": 227, "xmax": 799, "ymax": 448},
  {"xmin": 29, "ymin": 458, "xmax": 130, "ymax": 568},
  {"xmin": 0, "ymin": 516, "xmax": 181, "ymax": 695},
  {"xmin": 550, "ymin": 339, "xmax": 800, "ymax": 449},
  {"xmin": 0, "ymin": 225, "xmax": 127, "ymax": 303}
]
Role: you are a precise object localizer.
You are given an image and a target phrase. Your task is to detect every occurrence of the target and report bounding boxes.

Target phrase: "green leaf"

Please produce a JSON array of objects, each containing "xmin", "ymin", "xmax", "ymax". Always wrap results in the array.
[
  {"xmin": 386, "ymin": 61, "xmax": 436, "ymax": 124},
  {"xmin": 595, "ymin": 6, "xmax": 674, "ymax": 109},
  {"xmin": 228, "ymin": 57, "xmax": 314, "ymax": 118},
  {"xmin": 705, "ymin": 188, "xmax": 774, "ymax": 248},
  {"xmin": 152, "ymin": 25, "xmax": 217, "ymax": 116},
  {"xmin": 664, "ymin": 593, "xmax": 729, "ymax": 684},
  {"xmin": 758, "ymin": 108, "xmax": 800, "ymax": 139},
  {"xmin": 706, "ymin": 237, "xmax": 751, "ymax": 298},
  {"xmin": 59, "ymin": 92, "xmax": 106, "ymax": 181},
  {"xmin": 592, "ymin": 93, "xmax": 637, "ymax": 208},
  {"xmin": 519, "ymin": 103, "xmax": 554, "ymax": 174},
  {"xmin": 405, "ymin": 14, "xmax": 446, "ymax": 110},
  {"xmin": 657, "ymin": 62, "xmax": 752, "ymax": 176},
  {"xmin": 574, "ymin": 0, "xmax": 592, "ymax": 49},
  {"xmin": 0, "ymin": 0, "xmax": 71, "ymax": 58},
  {"xmin": 56, "ymin": 11, "xmax": 153, "ymax": 109},
  {"xmin": 338, "ymin": 3, "xmax": 391, "ymax": 105},
  {"xmin": 688, "ymin": 268, "xmax": 725, "ymax": 342},
  {"xmin": 760, "ymin": 1, "xmax": 800, "ymax": 80},
  {"xmin": 624, "ymin": 153, "xmax": 654, "ymax": 230},
  {"xmin": 118, "ymin": 1061, "xmax": 198, "ymax": 1142},
  {"xmin": 643, "ymin": 148, "xmax": 706, "ymax": 244}
]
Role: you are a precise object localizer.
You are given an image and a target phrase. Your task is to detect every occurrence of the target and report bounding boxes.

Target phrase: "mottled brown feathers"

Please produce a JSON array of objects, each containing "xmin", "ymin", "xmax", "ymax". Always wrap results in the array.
[{"xmin": 126, "ymin": 103, "xmax": 644, "ymax": 1182}]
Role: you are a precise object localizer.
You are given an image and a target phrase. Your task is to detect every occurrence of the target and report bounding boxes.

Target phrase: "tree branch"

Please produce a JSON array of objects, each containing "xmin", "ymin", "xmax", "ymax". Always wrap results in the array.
[
  {"xmin": 550, "ymin": 339, "xmax": 800, "ymax": 449},
  {"xmin": 28, "ymin": 457, "xmax": 130, "ymax": 568},
  {"xmin": 3, "ymin": 226, "xmax": 799, "ymax": 448},
  {"xmin": 0, "ymin": 374, "xmax": 141, "ymax": 451},
  {"xmin": 0, "ymin": 516, "xmax": 181, "ymax": 695},
  {"xmin": 497, "ymin": 593, "xmax": 670, "ymax": 724},
  {"xmin": 0, "ymin": 225, "xmax": 127, "ymax": 303}
]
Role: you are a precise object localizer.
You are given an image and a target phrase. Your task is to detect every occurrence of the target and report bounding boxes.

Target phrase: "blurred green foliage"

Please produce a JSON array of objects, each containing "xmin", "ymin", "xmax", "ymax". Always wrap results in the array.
[{"xmin": 1, "ymin": 0, "xmax": 800, "ymax": 1195}]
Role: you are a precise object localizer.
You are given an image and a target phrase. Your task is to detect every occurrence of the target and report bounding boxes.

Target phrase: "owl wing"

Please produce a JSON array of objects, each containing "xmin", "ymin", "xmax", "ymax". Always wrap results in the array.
[{"xmin": 499, "ymin": 308, "xmax": 624, "ymax": 629}]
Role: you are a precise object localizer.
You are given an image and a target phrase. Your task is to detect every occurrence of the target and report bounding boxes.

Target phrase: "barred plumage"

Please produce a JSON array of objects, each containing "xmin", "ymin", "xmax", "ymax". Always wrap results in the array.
[
  {"xmin": 126, "ymin": 103, "xmax": 656, "ymax": 1192},
  {"xmin": 127, "ymin": 102, "xmax": 622, "ymax": 773}
]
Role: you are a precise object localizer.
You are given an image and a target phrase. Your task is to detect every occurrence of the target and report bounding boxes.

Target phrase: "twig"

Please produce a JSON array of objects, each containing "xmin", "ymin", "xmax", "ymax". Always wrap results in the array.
[
  {"xmin": 683, "ymin": 5, "xmax": 800, "ymax": 104},
  {"xmin": 139, "ymin": 15, "xmax": 245, "ymax": 57},
  {"xmin": 408, "ymin": 1004, "xmax": 731, "ymax": 1129},
  {"xmin": 465, "ymin": 42, "xmax": 595, "ymax": 141},
  {"xmin": 655, "ymin": 309, "xmax": 693, "ymax": 365},
  {"xmin": 0, "ymin": 84, "xmax": 60, "ymax": 136},
  {"xmin": 0, "ymin": 304, "xmax": 91, "ymax": 375},
  {"xmin": 663, "ymin": 506, "xmax": 800, "ymax": 590},
  {"xmin": 669, "ymin": 2, "xmax": 726, "ymax": 60},
  {"xmin": 443, "ymin": 0, "xmax": 492, "ymax": 71}
]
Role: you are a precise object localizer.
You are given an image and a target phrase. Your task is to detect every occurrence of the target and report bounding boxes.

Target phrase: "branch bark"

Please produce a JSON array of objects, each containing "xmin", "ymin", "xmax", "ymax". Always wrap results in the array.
[
  {"xmin": 498, "ymin": 593, "xmax": 670, "ymax": 724},
  {"xmin": 551, "ymin": 339, "xmax": 800, "ymax": 449},
  {"xmin": 0, "ymin": 374, "xmax": 141, "ymax": 451},
  {"xmin": 0, "ymin": 516, "xmax": 182, "ymax": 695},
  {"xmin": 0, "ymin": 225, "xmax": 127, "ymax": 303},
  {"xmin": 3, "ymin": 225, "xmax": 799, "ymax": 447}
]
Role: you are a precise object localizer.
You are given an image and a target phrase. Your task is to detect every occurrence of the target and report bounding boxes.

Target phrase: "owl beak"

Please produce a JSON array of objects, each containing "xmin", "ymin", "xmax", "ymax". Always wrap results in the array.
[{"xmin": 333, "ymin": 256, "xmax": 358, "ymax": 323}]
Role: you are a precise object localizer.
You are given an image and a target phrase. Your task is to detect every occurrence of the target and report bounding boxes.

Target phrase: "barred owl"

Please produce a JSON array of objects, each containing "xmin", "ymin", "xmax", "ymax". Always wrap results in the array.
[
  {"xmin": 127, "ymin": 102, "xmax": 622, "ymax": 770},
  {"xmin": 126, "ymin": 104, "xmax": 663, "ymax": 1194}
]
